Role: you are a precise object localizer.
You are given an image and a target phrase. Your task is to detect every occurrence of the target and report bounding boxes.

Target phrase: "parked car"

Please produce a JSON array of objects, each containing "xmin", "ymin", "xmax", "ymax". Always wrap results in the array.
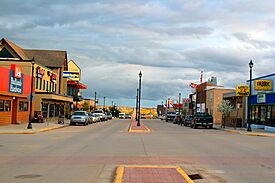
[
  {"xmin": 105, "ymin": 112, "xmax": 113, "ymax": 120},
  {"xmin": 165, "ymin": 111, "xmax": 176, "ymax": 122},
  {"xmin": 184, "ymin": 115, "xmax": 193, "ymax": 126},
  {"xmin": 94, "ymin": 109, "xmax": 106, "ymax": 121},
  {"xmin": 70, "ymin": 111, "xmax": 89, "ymax": 126},
  {"xmin": 191, "ymin": 112, "xmax": 213, "ymax": 129},
  {"xmin": 159, "ymin": 115, "xmax": 165, "ymax": 120},
  {"xmin": 141, "ymin": 114, "xmax": 146, "ymax": 119},
  {"xmin": 125, "ymin": 114, "xmax": 132, "ymax": 119},
  {"xmin": 88, "ymin": 112, "xmax": 97, "ymax": 123},
  {"xmin": 93, "ymin": 113, "xmax": 101, "ymax": 122}
]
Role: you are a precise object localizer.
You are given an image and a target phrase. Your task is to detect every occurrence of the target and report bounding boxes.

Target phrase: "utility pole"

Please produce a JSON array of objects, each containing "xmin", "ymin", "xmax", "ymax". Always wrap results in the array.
[
  {"xmin": 178, "ymin": 93, "xmax": 181, "ymax": 115},
  {"xmin": 103, "ymin": 96, "xmax": 105, "ymax": 112}
]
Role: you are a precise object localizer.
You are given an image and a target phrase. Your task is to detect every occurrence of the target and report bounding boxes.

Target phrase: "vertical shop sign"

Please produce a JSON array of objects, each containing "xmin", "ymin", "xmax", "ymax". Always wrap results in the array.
[{"xmin": 9, "ymin": 64, "xmax": 24, "ymax": 94}]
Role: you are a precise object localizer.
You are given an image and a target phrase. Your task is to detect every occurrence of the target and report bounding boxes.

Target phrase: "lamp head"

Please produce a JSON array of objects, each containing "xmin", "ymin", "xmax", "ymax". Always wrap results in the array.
[
  {"xmin": 249, "ymin": 60, "xmax": 254, "ymax": 69},
  {"xmin": 31, "ymin": 57, "xmax": 35, "ymax": 65},
  {"xmin": 139, "ymin": 71, "xmax": 142, "ymax": 78}
]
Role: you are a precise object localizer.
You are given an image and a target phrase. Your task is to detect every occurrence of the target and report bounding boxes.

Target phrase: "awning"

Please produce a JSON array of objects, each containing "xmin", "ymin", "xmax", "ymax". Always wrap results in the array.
[{"xmin": 67, "ymin": 80, "xmax": 87, "ymax": 89}]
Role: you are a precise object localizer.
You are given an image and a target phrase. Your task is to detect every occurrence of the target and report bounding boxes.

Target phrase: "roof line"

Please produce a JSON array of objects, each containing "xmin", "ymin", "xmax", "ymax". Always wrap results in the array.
[{"xmin": 246, "ymin": 73, "xmax": 275, "ymax": 82}]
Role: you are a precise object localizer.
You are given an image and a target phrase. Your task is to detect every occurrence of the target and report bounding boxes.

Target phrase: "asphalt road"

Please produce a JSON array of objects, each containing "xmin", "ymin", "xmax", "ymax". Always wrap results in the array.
[{"xmin": 0, "ymin": 119, "xmax": 275, "ymax": 183}]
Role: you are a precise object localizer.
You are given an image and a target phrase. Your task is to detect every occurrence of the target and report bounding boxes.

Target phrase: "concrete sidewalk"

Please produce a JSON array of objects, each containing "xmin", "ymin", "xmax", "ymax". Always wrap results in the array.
[
  {"xmin": 215, "ymin": 125, "xmax": 275, "ymax": 138},
  {"xmin": 0, "ymin": 120, "xmax": 70, "ymax": 134}
]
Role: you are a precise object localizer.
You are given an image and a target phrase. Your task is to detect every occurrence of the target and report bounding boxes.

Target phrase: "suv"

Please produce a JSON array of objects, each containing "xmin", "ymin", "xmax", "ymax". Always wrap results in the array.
[
  {"xmin": 94, "ymin": 110, "xmax": 106, "ymax": 121},
  {"xmin": 166, "ymin": 111, "xmax": 176, "ymax": 122},
  {"xmin": 70, "ymin": 111, "xmax": 89, "ymax": 126},
  {"xmin": 191, "ymin": 112, "xmax": 213, "ymax": 129}
]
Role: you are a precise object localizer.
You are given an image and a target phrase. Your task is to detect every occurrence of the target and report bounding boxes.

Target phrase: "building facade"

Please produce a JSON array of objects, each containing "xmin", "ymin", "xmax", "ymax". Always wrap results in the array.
[
  {"xmin": 247, "ymin": 73, "xmax": 275, "ymax": 132},
  {"xmin": 0, "ymin": 38, "xmax": 74, "ymax": 122},
  {"xmin": 0, "ymin": 64, "xmax": 32, "ymax": 125}
]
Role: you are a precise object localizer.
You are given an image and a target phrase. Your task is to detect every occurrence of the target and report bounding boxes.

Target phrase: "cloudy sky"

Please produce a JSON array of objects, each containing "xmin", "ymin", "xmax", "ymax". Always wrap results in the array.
[{"xmin": 1, "ymin": 0, "xmax": 275, "ymax": 107}]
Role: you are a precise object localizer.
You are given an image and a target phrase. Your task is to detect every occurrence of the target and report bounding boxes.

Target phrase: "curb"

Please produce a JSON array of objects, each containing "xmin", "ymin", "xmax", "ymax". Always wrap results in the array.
[
  {"xmin": 223, "ymin": 129, "xmax": 275, "ymax": 138},
  {"xmin": 0, "ymin": 124, "xmax": 69, "ymax": 134},
  {"xmin": 114, "ymin": 165, "xmax": 194, "ymax": 183}
]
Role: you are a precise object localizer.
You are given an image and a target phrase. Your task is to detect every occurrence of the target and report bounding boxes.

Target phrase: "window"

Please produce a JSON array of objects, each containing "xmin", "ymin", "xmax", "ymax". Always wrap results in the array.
[
  {"xmin": 19, "ymin": 101, "xmax": 28, "ymax": 112},
  {"xmin": 42, "ymin": 103, "xmax": 48, "ymax": 118},
  {"xmin": 5, "ymin": 100, "xmax": 11, "ymax": 111},
  {"xmin": 43, "ymin": 80, "xmax": 45, "ymax": 91},
  {"xmin": 36, "ymin": 77, "xmax": 39, "ymax": 89},
  {"xmin": 0, "ymin": 100, "xmax": 4, "ymax": 111},
  {"xmin": 49, "ymin": 82, "xmax": 52, "ymax": 92},
  {"xmin": 39, "ymin": 78, "xmax": 42, "ymax": 90},
  {"xmin": 49, "ymin": 104, "xmax": 55, "ymax": 117},
  {"xmin": 260, "ymin": 106, "xmax": 266, "ymax": 125},
  {"xmin": 46, "ymin": 81, "xmax": 49, "ymax": 91},
  {"xmin": 55, "ymin": 104, "xmax": 60, "ymax": 117}
]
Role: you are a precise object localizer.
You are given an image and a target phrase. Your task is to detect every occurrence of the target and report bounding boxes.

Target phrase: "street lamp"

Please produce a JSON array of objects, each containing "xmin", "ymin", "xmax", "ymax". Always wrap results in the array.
[
  {"xmin": 136, "ymin": 88, "xmax": 139, "ymax": 121},
  {"xmin": 247, "ymin": 60, "xmax": 254, "ymax": 132},
  {"xmin": 27, "ymin": 58, "xmax": 35, "ymax": 129},
  {"xmin": 94, "ymin": 92, "xmax": 97, "ymax": 111},
  {"xmin": 137, "ymin": 71, "xmax": 142, "ymax": 126}
]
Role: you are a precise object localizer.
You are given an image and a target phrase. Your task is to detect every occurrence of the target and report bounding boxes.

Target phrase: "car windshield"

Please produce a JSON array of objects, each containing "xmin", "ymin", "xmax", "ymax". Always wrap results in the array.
[{"xmin": 73, "ymin": 112, "xmax": 86, "ymax": 116}]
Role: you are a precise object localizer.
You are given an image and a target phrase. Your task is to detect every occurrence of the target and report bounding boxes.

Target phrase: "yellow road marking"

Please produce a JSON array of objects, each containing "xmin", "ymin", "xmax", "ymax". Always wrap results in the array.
[{"xmin": 114, "ymin": 165, "xmax": 194, "ymax": 183}]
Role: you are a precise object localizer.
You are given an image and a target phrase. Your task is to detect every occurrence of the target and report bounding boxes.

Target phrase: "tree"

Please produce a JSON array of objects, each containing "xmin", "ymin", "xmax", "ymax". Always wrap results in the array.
[
  {"xmin": 82, "ymin": 102, "xmax": 90, "ymax": 111},
  {"xmin": 217, "ymin": 100, "xmax": 234, "ymax": 128}
]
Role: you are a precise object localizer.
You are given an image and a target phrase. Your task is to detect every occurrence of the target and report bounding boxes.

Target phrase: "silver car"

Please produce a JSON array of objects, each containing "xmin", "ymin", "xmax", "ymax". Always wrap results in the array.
[{"xmin": 70, "ymin": 111, "xmax": 89, "ymax": 126}]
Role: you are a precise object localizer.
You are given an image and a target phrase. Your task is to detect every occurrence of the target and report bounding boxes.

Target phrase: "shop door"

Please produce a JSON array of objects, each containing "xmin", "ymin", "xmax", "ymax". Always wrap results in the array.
[{"xmin": 11, "ymin": 98, "xmax": 17, "ymax": 124}]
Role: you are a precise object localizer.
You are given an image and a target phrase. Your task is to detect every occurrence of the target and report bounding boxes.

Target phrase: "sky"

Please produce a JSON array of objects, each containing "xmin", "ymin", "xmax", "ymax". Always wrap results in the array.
[{"xmin": 1, "ymin": 0, "xmax": 275, "ymax": 107}]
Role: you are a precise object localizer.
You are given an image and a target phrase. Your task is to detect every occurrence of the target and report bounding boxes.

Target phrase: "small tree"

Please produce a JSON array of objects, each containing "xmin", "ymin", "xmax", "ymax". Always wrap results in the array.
[
  {"xmin": 217, "ymin": 100, "xmax": 234, "ymax": 128},
  {"xmin": 82, "ymin": 102, "xmax": 90, "ymax": 111}
]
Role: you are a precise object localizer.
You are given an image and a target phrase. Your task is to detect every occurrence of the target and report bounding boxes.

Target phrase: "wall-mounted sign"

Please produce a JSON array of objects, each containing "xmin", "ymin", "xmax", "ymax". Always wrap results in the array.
[
  {"xmin": 257, "ymin": 93, "xmax": 266, "ymax": 103},
  {"xmin": 51, "ymin": 73, "xmax": 57, "ymax": 83},
  {"xmin": 182, "ymin": 98, "xmax": 191, "ymax": 103},
  {"xmin": 36, "ymin": 66, "xmax": 45, "ymax": 78},
  {"xmin": 63, "ymin": 71, "xmax": 80, "ymax": 81},
  {"xmin": 254, "ymin": 80, "xmax": 272, "ymax": 91},
  {"xmin": 9, "ymin": 70, "xmax": 23, "ymax": 94},
  {"xmin": 236, "ymin": 85, "xmax": 249, "ymax": 96},
  {"xmin": 10, "ymin": 64, "xmax": 22, "ymax": 78}
]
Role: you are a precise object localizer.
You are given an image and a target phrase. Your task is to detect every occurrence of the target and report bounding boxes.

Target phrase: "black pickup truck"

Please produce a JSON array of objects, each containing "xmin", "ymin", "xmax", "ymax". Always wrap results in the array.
[{"xmin": 191, "ymin": 112, "xmax": 213, "ymax": 129}]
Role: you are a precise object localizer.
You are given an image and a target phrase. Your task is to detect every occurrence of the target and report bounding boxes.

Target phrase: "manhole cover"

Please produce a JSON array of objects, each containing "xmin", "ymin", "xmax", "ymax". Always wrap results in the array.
[
  {"xmin": 189, "ymin": 174, "xmax": 203, "ymax": 180},
  {"xmin": 14, "ymin": 174, "xmax": 42, "ymax": 179}
]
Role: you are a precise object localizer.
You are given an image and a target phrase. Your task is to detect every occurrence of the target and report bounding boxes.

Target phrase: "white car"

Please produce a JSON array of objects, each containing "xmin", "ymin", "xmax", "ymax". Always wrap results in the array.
[
  {"xmin": 70, "ymin": 111, "xmax": 89, "ymax": 126},
  {"xmin": 94, "ymin": 110, "xmax": 106, "ymax": 121}
]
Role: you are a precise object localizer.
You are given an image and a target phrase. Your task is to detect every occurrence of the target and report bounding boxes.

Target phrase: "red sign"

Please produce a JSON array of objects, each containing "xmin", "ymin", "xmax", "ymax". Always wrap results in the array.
[
  {"xmin": 36, "ymin": 66, "xmax": 45, "ymax": 78},
  {"xmin": 10, "ymin": 64, "xmax": 22, "ymax": 78},
  {"xmin": 51, "ymin": 73, "xmax": 57, "ymax": 83},
  {"xmin": 182, "ymin": 98, "xmax": 191, "ymax": 103},
  {"xmin": 190, "ymin": 83, "xmax": 197, "ymax": 89}
]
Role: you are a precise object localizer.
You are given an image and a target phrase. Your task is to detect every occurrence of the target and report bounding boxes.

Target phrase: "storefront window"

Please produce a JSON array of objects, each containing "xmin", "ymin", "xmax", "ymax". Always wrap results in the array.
[
  {"xmin": 272, "ymin": 106, "xmax": 275, "ymax": 127},
  {"xmin": 260, "ymin": 106, "xmax": 266, "ymax": 125},
  {"xmin": 49, "ymin": 104, "xmax": 54, "ymax": 117},
  {"xmin": 5, "ymin": 100, "xmax": 11, "ymax": 111},
  {"xmin": 55, "ymin": 104, "xmax": 60, "ymax": 117},
  {"xmin": 266, "ymin": 106, "xmax": 272, "ymax": 126},
  {"xmin": 42, "ymin": 103, "xmax": 48, "ymax": 118},
  {"xmin": 19, "ymin": 101, "xmax": 28, "ymax": 112},
  {"xmin": 251, "ymin": 106, "xmax": 255, "ymax": 120},
  {"xmin": 0, "ymin": 100, "xmax": 4, "ymax": 111}
]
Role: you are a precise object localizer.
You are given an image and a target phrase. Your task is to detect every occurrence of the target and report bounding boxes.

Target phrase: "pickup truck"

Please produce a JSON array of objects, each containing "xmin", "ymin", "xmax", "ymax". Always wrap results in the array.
[
  {"xmin": 166, "ymin": 112, "xmax": 177, "ymax": 122},
  {"xmin": 191, "ymin": 112, "xmax": 213, "ymax": 129}
]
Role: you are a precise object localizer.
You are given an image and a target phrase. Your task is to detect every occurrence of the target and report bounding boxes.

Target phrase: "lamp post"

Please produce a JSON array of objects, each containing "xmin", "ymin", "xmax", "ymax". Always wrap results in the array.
[
  {"xmin": 94, "ymin": 92, "xmax": 97, "ymax": 111},
  {"xmin": 136, "ymin": 88, "xmax": 139, "ymax": 121},
  {"xmin": 103, "ymin": 96, "xmax": 105, "ymax": 112},
  {"xmin": 247, "ymin": 60, "xmax": 254, "ymax": 132},
  {"xmin": 137, "ymin": 71, "xmax": 142, "ymax": 126},
  {"xmin": 27, "ymin": 58, "xmax": 35, "ymax": 129},
  {"xmin": 178, "ymin": 93, "xmax": 181, "ymax": 115}
]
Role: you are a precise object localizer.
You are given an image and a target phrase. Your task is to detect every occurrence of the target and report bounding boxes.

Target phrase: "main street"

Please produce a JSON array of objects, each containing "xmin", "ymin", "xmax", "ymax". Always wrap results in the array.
[{"xmin": 1, "ymin": 119, "xmax": 275, "ymax": 183}]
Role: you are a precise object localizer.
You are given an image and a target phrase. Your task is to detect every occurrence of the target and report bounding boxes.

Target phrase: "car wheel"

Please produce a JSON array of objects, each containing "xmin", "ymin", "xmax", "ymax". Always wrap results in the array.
[
  {"xmin": 70, "ymin": 122, "xmax": 74, "ymax": 126},
  {"xmin": 194, "ymin": 124, "xmax": 197, "ymax": 129}
]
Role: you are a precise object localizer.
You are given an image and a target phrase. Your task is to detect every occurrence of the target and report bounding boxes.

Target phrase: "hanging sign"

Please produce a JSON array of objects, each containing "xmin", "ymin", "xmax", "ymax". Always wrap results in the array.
[{"xmin": 236, "ymin": 85, "xmax": 249, "ymax": 96}]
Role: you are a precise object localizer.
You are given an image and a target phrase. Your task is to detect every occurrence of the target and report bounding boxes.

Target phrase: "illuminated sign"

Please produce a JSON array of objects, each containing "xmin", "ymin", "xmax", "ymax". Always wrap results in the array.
[
  {"xmin": 236, "ymin": 85, "xmax": 249, "ymax": 96},
  {"xmin": 254, "ymin": 80, "xmax": 272, "ymax": 91},
  {"xmin": 9, "ymin": 71, "xmax": 23, "ymax": 94}
]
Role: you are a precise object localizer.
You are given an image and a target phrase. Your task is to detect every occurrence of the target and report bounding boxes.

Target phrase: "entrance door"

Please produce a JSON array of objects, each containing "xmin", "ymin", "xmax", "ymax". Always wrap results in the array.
[{"xmin": 12, "ymin": 98, "xmax": 17, "ymax": 124}]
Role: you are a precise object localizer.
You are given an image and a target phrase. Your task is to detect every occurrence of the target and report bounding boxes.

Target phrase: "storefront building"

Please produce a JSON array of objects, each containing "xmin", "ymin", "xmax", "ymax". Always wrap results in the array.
[
  {"xmin": 0, "ymin": 38, "xmax": 73, "ymax": 122},
  {"xmin": 247, "ymin": 73, "xmax": 275, "ymax": 132},
  {"xmin": 0, "ymin": 64, "xmax": 31, "ymax": 125}
]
